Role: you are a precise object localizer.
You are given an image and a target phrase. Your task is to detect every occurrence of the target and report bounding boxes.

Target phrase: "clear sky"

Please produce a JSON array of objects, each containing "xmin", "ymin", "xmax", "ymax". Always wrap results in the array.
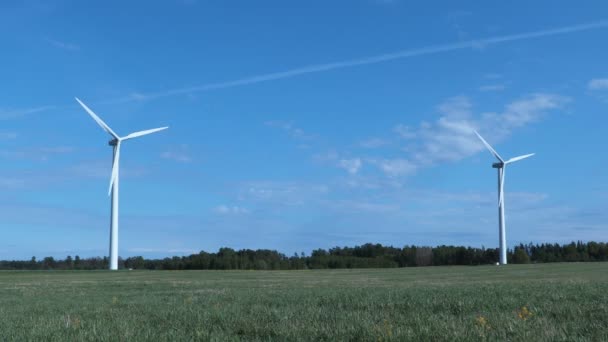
[{"xmin": 0, "ymin": 1, "xmax": 607, "ymax": 259}]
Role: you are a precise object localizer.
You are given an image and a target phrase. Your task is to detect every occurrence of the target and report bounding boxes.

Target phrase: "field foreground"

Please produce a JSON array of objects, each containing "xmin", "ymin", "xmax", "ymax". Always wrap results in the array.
[{"xmin": 0, "ymin": 263, "xmax": 607, "ymax": 341}]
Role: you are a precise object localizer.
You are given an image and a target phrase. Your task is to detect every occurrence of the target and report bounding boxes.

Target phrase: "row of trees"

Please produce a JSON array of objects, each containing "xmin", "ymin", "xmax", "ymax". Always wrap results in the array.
[{"xmin": 1, "ymin": 241, "xmax": 607, "ymax": 270}]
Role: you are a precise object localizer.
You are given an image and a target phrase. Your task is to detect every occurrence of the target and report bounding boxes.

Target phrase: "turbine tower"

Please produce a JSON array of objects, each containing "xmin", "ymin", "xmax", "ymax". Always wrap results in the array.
[
  {"xmin": 474, "ymin": 131, "xmax": 534, "ymax": 265},
  {"xmin": 76, "ymin": 98, "xmax": 168, "ymax": 270}
]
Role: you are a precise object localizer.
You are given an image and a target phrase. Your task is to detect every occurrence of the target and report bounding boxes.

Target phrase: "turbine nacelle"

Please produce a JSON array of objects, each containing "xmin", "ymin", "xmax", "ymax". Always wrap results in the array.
[
  {"xmin": 75, "ymin": 97, "xmax": 168, "ymax": 196},
  {"xmin": 474, "ymin": 130, "xmax": 534, "ymax": 208}
]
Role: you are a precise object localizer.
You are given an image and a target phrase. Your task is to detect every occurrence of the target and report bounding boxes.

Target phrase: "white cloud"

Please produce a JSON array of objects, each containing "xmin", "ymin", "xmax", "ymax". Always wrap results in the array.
[
  {"xmin": 314, "ymin": 93, "xmax": 565, "ymax": 182},
  {"xmin": 436, "ymin": 96, "xmax": 472, "ymax": 118},
  {"xmin": 500, "ymin": 93, "xmax": 566, "ymax": 128},
  {"xmin": 239, "ymin": 181, "xmax": 329, "ymax": 207},
  {"xmin": 314, "ymin": 151, "xmax": 365, "ymax": 175},
  {"xmin": 375, "ymin": 158, "xmax": 417, "ymax": 177},
  {"xmin": 340, "ymin": 175, "xmax": 404, "ymax": 190},
  {"xmin": 161, "ymin": 145, "xmax": 192, "ymax": 163},
  {"xmin": 312, "ymin": 93, "xmax": 564, "ymax": 181},
  {"xmin": 213, "ymin": 205, "xmax": 250, "ymax": 215},
  {"xmin": 588, "ymin": 78, "xmax": 608, "ymax": 90},
  {"xmin": 394, "ymin": 124, "xmax": 416, "ymax": 139},
  {"xmin": 265, "ymin": 121, "xmax": 316, "ymax": 141},
  {"xmin": 338, "ymin": 158, "xmax": 362, "ymax": 174},
  {"xmin": 411, "ymin": 93, "xmax": 568, "ymax": 165}
]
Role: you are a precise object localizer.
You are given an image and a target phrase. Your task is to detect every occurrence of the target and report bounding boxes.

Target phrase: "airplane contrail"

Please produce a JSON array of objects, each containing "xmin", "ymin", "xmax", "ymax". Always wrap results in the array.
[
  {"xmin": 130, "ymin": 20, "xmax": 608, "ymax": 101},
  {"xmin": 8, "ymin": 20, "xmax": 608, "ymax": 114}
]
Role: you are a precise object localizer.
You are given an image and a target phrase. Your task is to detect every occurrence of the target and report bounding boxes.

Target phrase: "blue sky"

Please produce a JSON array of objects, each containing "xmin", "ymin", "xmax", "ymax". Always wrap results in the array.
[{"xmin": 0, "ymin": 1, "xmax": 607, "ymax": 259}]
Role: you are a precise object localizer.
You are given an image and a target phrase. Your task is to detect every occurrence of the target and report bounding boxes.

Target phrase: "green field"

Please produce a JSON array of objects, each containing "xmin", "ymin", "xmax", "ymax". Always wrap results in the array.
[{"xmin": 0, "ymin": 263, "xmax": 607, "ymax": 341}]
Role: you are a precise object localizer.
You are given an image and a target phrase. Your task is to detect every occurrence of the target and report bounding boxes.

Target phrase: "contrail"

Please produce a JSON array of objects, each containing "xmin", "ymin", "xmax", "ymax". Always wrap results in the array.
[
  {"xmin": 10, "ymin": 20, "xmax": 608, "ymax": 113},
  {"xmin": 131, "ymin": 20, "xmax": 608, "ymax": 101}
]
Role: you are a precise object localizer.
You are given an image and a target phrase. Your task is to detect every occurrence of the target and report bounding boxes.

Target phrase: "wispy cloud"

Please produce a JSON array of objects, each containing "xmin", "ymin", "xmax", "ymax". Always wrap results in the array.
[
  {"xmin": 447, "ymin": 10, "xmax": 473, "ymax": 41},
  {"xmin": 46, "ymin": 38, "xmax": 80, "ymax": 51},
  {"xmin": 0, "ymin": 146, "xmax": 75, "ymax": 161},
  {"xmin": 588, "ymin": 78, "xmax": 608, "ymax": 90},
  {"xmin": 0, "ymin": 106, "xmax": 57, "ymax": 120},
  {"xmin": 161, "ymin": 145, "xmax": 193, "ymax": 163},
  {"xmin": 338, "ymin": 158, "xmax": 362, "ymax": 175},
  {"xmin": 265, "ymin": 121, "xmax": 316, "ymax": 141},
  {"xmin": 313, "ymin": 92, "xmax": 566, "ymax": 181},
  {"xmin": 128, "ymin": 92, "xmax": 149, "ymax": 101},
  {"xmin": 313, "ymin": 92, "xmax": 566, "ymax": 180},
  {"xmin": 479, "ymin": 84, "xmax": 506, "ymax": 92},
  {"xmin": 409, "ymin": 93, "xmax": 568, "ymax": 166},
  {"xmin": 213, "ymin": 205, "xmax": 250, "ymax": 215},
  {"xmin": 394, "ymin": 124, "xmax": 417, "ymax": 139},
  {"xmin": 372, "ymin": 158, "xmax": 418, "ymax": 177},
  {"xmin": 238, "ymin": 181, "xmax": 329, "ymax": 207}
]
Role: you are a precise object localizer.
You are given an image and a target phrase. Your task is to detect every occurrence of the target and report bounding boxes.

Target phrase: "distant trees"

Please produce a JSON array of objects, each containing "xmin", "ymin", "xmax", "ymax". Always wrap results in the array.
[
  {"xmin": 512, "ymin": 246, "xmax": 530, "ymax": 264},
  {"xmin": 0, "ymin": 241, "xmax": 607, "ymax": 270},
  {"xmin": 415, "ymin": 247, "xmax": 433, "ymax": 266}
]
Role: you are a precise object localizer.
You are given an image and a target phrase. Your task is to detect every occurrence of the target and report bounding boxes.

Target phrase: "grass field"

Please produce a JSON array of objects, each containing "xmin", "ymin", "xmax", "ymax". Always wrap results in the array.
[{"xmin": 0, "ymin": 263, "xmax": 607, "ymax": 341}]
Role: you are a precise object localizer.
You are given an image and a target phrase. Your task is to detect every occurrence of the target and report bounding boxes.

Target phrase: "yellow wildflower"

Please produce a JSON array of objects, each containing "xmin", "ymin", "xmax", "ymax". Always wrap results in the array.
[
  {"xmin": 475, "ymin": 315, "xmax": 491, "ymax": 330},
  {"xmin": 517, "ymin": 306, "xmax": 533, "ymax": 320}
]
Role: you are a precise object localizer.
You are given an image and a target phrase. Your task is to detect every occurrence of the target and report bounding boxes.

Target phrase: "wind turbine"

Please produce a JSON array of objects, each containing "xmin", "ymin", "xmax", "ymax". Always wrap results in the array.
[
  {"xmin": 474, "ymin": 130, "xmax": 534, "ymax": 265},
  {"xmin": 75, "ymin": 98, "xmax": 168, "ymax": 270}
]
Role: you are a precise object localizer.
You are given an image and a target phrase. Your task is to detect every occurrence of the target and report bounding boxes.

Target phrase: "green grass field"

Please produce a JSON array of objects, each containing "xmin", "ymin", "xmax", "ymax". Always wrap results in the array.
[{"xmin": 0, "ymin": 263, "xmax": 606, "ymax": 341}]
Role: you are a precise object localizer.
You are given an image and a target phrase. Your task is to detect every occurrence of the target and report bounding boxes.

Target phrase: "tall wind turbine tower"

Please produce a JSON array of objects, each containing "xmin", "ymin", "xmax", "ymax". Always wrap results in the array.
[
  {"xmin": 474, "ymin": 131, "xmax": 534, "ymax": 265},
  {"xmin": 76, "ymin": 98, "xmax": 168, "ymax": 270}
]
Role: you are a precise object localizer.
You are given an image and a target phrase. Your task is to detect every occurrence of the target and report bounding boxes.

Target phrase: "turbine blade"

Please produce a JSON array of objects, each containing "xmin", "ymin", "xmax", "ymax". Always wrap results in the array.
[
  {"xmin": 122, "ymin": 127, "xmax": 169, "ymax": 140},
  {"xmin": 499, "ymin": 166, "xmax": 506, "ymax": 207},
  {"xmin": 474, "ymin": 130, "xmax": 504, "ymax": 163},
  {"xmin": 108, "ymin": 142, "xmax": 121, "ymax": 196},
  {"xmin": 75, "ymin": 98, "xmax": 119, "ymax": 139},
  {"xmin": 506, "ymin": 153, "xmax": 535, "ymax": 164}
]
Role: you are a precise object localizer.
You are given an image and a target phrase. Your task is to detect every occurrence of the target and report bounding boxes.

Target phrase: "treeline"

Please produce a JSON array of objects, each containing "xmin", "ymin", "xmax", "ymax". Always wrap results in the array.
[{"xmin": 1, "ymin": 241, "xmax": 607, "ymax": 270}]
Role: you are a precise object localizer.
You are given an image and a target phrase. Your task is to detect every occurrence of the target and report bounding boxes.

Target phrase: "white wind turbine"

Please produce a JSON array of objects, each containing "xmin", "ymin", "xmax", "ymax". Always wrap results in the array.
[
  {"xmin": 76, "ymin": 98, "xmax": 168, "ymax": 270},
  {"xmin": 474, "ymin": 130, "xmax": 534, "ymax": 265}
]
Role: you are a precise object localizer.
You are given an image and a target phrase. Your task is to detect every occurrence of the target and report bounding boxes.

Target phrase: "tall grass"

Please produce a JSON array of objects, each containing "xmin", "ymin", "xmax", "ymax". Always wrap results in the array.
[{"xmin": 0, "ymin": 263, "xmax": 606, "ymax": 341}]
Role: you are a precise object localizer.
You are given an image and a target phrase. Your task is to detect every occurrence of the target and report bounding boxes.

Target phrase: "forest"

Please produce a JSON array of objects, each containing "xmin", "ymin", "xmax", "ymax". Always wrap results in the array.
[{"xmin": 1, "ymin": 241, "xmax": 607, "ymax": 270}]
